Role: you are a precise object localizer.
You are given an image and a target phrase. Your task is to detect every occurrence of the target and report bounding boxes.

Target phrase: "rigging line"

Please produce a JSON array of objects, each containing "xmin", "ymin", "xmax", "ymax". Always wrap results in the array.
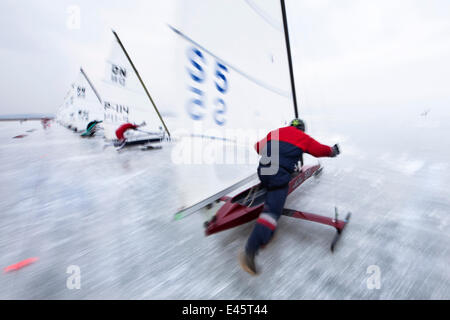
[
  {"xmin": 80, "ymin": 67, "xmax": 103, "ymax": 105},
  {"xmin": 168, "ymin": 24, "xmax": 291, "ymax": 98},
  {"xmin": 112, "ymin": 30, "xmax": 171, "ymax": 138},
  {"xmin": 244, "ymin": 0, "xmax": 283, "ymax": 32},
  {"xmin": 280, "ymin": 0, "xmax": 300, "ymax": 118}
]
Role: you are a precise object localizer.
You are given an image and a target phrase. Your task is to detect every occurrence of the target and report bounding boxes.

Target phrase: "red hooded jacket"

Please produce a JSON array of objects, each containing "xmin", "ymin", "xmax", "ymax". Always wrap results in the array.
[{"xmin": 115, "ymin": 123, "xmax": 139, "ymax": 140}]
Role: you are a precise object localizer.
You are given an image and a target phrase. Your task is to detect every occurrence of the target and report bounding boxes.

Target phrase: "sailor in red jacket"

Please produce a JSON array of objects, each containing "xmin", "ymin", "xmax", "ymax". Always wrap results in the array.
[
  {"xmin": 115, "ymin": 122, "xmax": 146, "ymax": 147},
  {"xmin": 239, "ymin": 119, "xmax": 340, "ymax": 275}
]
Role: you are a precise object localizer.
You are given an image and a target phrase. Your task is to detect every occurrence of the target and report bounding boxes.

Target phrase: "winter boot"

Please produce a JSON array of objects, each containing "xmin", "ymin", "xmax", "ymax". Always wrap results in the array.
[{"xmin": 239, "ymin": 250, "xmax": 258, "ymax": 276}]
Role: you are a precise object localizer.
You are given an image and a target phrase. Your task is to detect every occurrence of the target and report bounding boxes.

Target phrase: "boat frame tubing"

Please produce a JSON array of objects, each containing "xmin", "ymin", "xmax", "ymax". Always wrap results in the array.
[{"xmin": 205, "ymin": 164, "xmax": 321, "ymax": 236}]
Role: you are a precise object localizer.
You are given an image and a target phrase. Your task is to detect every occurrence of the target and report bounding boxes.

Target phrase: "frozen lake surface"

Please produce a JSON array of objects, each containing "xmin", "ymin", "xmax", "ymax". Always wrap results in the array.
[{"xmin": 0, "ymin": 108, "xmax": 449, "ymax": 299}]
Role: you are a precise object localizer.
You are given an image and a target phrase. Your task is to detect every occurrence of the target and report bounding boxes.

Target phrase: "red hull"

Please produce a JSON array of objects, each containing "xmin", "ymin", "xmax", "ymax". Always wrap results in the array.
[{"xmin": 205, "ymin": 164, "xmax": 321, "ymax": 236}]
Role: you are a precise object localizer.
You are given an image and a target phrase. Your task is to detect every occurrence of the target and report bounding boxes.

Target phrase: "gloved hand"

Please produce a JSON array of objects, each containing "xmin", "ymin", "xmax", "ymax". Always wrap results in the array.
[{"xmin": 330, "ymin": 144, "xmax": 340, "ymax": 157}]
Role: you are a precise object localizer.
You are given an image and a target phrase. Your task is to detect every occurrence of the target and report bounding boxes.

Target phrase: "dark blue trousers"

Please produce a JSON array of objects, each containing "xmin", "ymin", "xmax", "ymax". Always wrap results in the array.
[{"xmin": 245, "ymin": 166, "xmax": 291, "ymax": 256}]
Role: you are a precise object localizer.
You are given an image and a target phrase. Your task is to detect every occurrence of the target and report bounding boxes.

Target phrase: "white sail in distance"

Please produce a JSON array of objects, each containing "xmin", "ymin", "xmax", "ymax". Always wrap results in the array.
[
  {"xmin": 101, "ymin": 30, "xmax": 167, "ymax": 141},
  {"xmin": 56, "ymin": 87, "xmax": 75, "ymax": 127},
  {"xmin": 57, "ymin": 68, "xmax": 104, "ymax": 132}
]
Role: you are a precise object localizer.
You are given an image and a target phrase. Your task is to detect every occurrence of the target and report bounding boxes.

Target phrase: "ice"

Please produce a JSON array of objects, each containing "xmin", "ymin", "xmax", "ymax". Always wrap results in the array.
[{"xmin": 0, "ymin": 110, "xmax": 449, "ymax": 299}]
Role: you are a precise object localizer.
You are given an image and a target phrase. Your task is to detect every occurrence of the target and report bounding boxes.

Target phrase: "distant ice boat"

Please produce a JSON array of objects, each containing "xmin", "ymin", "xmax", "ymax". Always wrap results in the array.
[
  {"xmin": 101, "ymin": 30, "xmax": 169, "ymax": 150},
  {"xmin": 12, "ymin": 134, "xmax": 27, "ymax": 139},
  {"xmin": 56, "ymin": 67, "xmax": 104, "ymax": 135}
]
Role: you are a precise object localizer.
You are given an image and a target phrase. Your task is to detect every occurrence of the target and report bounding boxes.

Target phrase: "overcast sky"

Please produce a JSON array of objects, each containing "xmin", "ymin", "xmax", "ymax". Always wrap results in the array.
[{"xmin": 0, "ymin": 0, "xmax": 449, "ymax": 115}]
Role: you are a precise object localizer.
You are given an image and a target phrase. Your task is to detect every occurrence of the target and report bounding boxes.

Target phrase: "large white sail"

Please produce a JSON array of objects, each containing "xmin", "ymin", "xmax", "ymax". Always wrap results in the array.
[
  {"xmin": 151, "ymin": 0, "xmax": 299, "ymax": 211},
  {"xmin": 101, "ymin": 31, "xmax": 166, "ymax": 141},
  {"xmin": 165, "ymin": 0, "xmax": 295, "ymax": 144}
]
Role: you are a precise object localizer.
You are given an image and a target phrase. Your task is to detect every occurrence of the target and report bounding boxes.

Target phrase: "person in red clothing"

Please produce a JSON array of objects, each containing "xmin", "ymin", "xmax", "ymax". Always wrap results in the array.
[
  {"xmin": 41, "ymin": 118, "xmax": 51, "ymax": 130},
  {"xmin": 239, "ymin": 118, "xmax": 340, "ymax": 275},
  {"xmin": 115, "ymin": 122, "xmax": 146, "ymax": 146}
]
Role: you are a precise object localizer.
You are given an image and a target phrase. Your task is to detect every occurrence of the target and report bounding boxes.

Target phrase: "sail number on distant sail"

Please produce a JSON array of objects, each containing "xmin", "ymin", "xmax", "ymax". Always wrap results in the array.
[
  {"xmin": 77, "ymin": 86, "xmax": 86, "ymax": 98},
  {"xmin": 186, "ymin": 46, "xmax": 229, "ymax": 126},
  {"xmin": 76, "ymin": 86, "xmax": 89, "ymax": 122}
]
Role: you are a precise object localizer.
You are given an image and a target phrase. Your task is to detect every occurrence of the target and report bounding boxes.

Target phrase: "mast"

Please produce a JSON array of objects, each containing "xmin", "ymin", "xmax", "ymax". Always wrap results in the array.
[
  {"xmin": 112, "ymin": 30, "xmax": 171, "ymax": 138},
  {"xmin": 280, "ymin": 0, "xmax": 299, "ymax": 118},
  {"xmin": 80, "ymin": 67, "xmax": 103, "ymax": 104}
]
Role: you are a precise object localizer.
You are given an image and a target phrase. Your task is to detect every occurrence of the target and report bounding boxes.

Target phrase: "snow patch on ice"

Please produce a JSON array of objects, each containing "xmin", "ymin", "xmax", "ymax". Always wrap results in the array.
[
  {"xmin": 399, "ymin": 160, "xmax": 424, "ymax": 176},
  {"xmin": 370, "ymin": 177, "xmax": 384, "ymax": 189},
  {"xmin": 99, "ymin": 169, "xmax": 150, "ymax": 185},
  {"xmin": 339, "ymin": 144, "xmax": 362, "ymax": 157},
  {"xmin": 429, "ymin": 162, "xmax": 448, "ymax": 172},
  {"xmin": 379, "ymin": 153, "xmax": 425, "ymax": 176},
  {"xmin": 415, "ymin": 120, "xmax": 441, "ymax": 129}
]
